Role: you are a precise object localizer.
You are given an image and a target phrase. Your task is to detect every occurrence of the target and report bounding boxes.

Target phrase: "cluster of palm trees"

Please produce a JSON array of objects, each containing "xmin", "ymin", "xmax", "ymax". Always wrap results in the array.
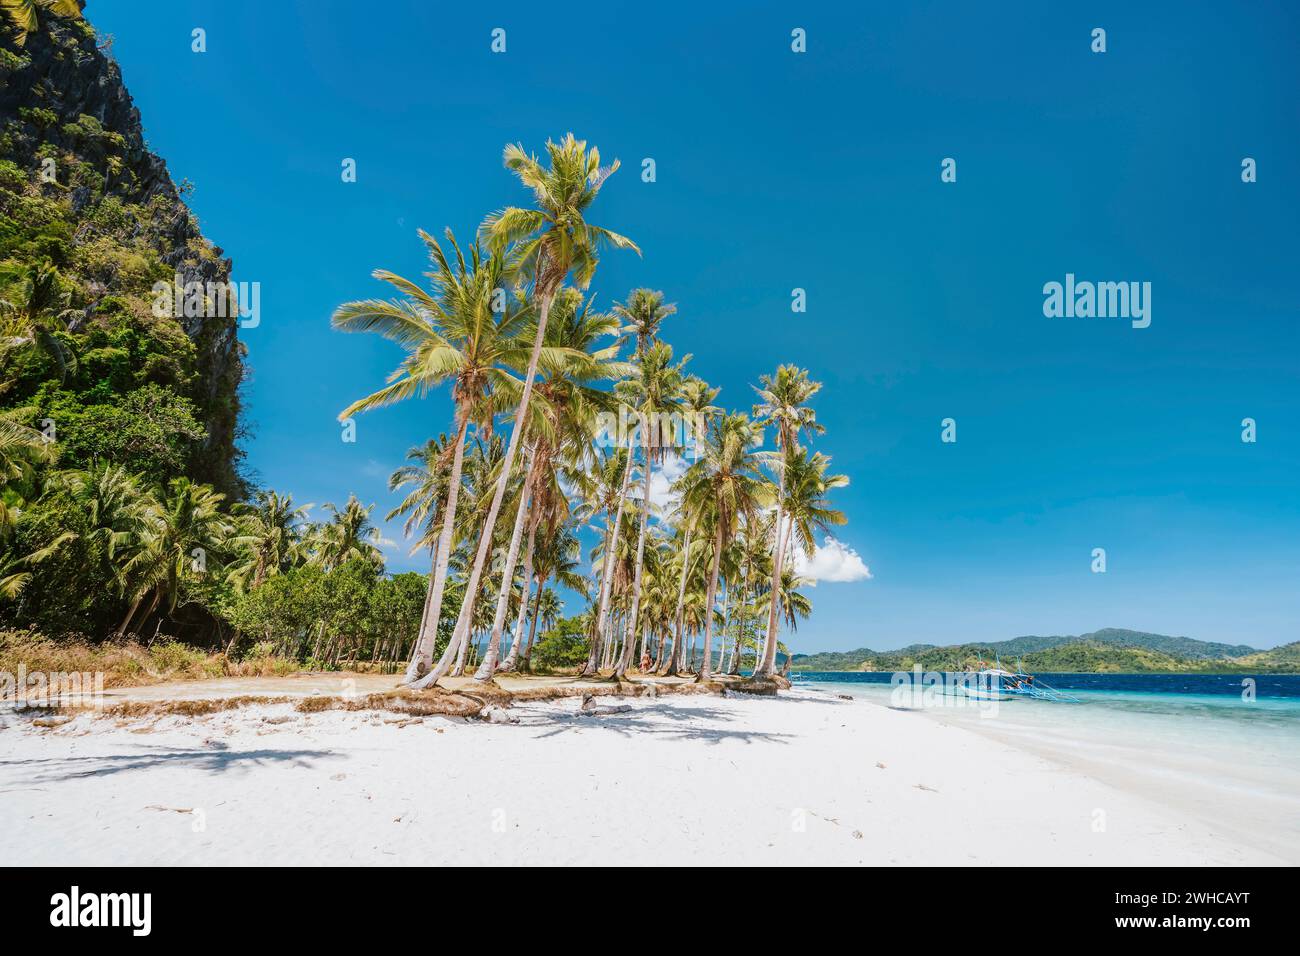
[
  {"xmin": 0, "ymin": 428, "xmax": 396, "ymax": 644},
  {"xmin": 335, "ymin": 134, "xmax": 848, "ymax": 688}
]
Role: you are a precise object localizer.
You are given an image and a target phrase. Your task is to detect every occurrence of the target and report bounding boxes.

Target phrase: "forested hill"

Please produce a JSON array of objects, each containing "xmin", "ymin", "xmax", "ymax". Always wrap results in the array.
[
  {"xmin": 1, "ymin": 5, "xmax": 245, "ymax": 495},
  {"xmin": 790, "ymin": 629, "xmax": 1297, "ymax": 674},
  {"xmin": 981, "ymin": 628, "xmax": 1258, "ymax": 660}
]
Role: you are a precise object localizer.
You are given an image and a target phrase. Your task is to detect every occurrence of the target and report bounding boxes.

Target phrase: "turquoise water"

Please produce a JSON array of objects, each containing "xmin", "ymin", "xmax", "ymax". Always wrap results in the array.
[{"xmin": 793, "ymin": 671, "xmax": 1300, "ymax": 861}]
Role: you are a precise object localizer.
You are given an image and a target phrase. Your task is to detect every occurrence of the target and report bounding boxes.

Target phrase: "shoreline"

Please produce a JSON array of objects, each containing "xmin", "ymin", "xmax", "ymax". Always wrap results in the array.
[{"xmin": 1, "ymin": 678, "xmax": 1285, "ymax": 866}]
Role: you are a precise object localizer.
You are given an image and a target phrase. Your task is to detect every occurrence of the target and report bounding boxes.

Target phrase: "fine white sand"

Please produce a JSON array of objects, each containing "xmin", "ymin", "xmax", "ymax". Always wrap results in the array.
[{"xmin": 0, "ymin": 686, "xmax": 1284, "ymax": 866}]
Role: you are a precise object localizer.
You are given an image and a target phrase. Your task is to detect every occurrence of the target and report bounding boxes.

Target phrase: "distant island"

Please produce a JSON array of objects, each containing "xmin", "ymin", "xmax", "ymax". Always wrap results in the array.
[{"xmin": 790, "ymin": 628, "xmax": 1300, "ymax": 674}]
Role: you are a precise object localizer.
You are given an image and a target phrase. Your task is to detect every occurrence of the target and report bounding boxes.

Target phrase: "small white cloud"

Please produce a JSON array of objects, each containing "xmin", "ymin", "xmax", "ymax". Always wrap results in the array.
[
  {"xmin": 790, "ymin": 536, "xmax": 872, "ymax": 585},
  {"xmin": 640, "ymin": 453, "xmax": 686, "ymax": 519}
]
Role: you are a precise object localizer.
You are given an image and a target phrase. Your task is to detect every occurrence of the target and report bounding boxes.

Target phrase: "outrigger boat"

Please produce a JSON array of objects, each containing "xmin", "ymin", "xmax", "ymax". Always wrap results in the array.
[{"xmin": 953, "ymin": 656, "xmax": 1081, "ymax": 703}]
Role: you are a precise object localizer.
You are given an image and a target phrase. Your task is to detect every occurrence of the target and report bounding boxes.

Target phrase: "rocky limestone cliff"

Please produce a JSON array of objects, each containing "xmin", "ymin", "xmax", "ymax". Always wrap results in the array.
[{"xmin": 1, "ymin": 6, "xmax": 245, "ymax": 495}]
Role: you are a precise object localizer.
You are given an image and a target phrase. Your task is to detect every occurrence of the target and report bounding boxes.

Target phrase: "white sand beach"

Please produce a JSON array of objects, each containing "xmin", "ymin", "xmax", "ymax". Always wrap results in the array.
[{"xmin": 0, "ymin": 683, "xmax": 1285, "ymax": 866}]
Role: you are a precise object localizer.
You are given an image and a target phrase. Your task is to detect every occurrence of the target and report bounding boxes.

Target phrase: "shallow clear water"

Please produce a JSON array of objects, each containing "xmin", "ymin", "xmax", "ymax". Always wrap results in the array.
[{"xmin": 792, "ymin": 671, "xmax": 1300, "ymax": 862}]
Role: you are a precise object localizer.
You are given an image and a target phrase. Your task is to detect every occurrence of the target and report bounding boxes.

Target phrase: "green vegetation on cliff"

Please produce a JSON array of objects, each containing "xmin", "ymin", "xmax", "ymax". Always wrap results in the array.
[{"xmin": 1, "ymin": 9, "xmax": 244, "ymax": 494}]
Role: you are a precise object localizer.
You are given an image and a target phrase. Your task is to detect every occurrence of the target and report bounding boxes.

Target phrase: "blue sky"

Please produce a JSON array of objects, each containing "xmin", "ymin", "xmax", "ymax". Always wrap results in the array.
[{"xmin": 87, "ymin": 1, "xmax": 1299, "ymax": 650}]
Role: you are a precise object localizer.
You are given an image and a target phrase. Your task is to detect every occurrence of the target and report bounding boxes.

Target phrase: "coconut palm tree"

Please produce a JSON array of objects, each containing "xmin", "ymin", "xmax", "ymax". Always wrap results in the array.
[
  {"xmin": 1, "ymin": 0, "xmax": 81, "ymax": 46},
  {"xmin": 387, "ymin": 434, "xmax": 456, "ymax": 549},
  {"xmin": 333, "ymin": 229, "xmax": 531, "ymax": 683},
  {"xmin": 421, "ymin": 134, "xmax": 638, "ymax": 689},
  {"xmin": 613, "ymin": 288, "xmax": 677, "ymax": 362},
  {"xmin": 661, "ymin": 376, "xmax": 720, "ymax": 675},
  {"xmin": 572, "ymin": 446, "xmax": 629, "ymax": 675},
  {"xmin": 777, "ymin": 446, "xmax": 849, "ymax": 588},
  {"xmin": 0, "ymin": 409, "xmax": 54, "ymax": 532},
  {"xmin": 386, "ymin": 434, "xmax": 458, "ymax": 657},
  {"xmin": 117, "ymin": 478, "xmax": 232, "ymax": 638},
  {"xmin": 678, "ymin": 413, "xmax": 773, "ymax": 680},
  {"xmin": 730, "ymin": 510, "xmax": 774, "ymax": 674},
  {"xmin": 312, "ymin": 495, "xmax": 384, "ymax": 572},
  {"xmin": 227, "ymin": 490, "xmax": 310, "ymax": 591},
  {"xmin": 614, "ymin": 341, "xmax": 687, "ymax": 678},
  {"xmin": 518, "ymin": 525, "xmax": 583, "ymax": 672},
  {"xmin": 759, "ymin": 567, "xmax": 813, "ymax": 676},
  {"xmin": 476, "ymin": 290, "xmax": 627, "ymax": 679},
  {"xmin": 752, "ymin": 365, "xmax": 824, "ymax": 677},
  {"xmin": 592, "ymin": 290, "xmax": 677, "ymax": 675},
  {"xmin": 0, "ymin": 263, "xmax": 79, "ymax": 390}
]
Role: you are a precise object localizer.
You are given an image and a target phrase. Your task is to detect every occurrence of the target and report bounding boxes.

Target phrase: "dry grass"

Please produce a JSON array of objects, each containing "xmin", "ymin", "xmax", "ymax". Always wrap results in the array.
[
  {"xmin": 0, "ymin": 630, "xmax": 302, "ymax": 690},
  {"xmin": 101, "ymin": 695, "xmax": 295, "ymax": 718}
]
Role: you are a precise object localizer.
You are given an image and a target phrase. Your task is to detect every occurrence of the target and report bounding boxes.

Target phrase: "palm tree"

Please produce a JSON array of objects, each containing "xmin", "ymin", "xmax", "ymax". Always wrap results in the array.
[
  {"xmin": 0, "ymin": 409, "xmax": 54, "ymax": 531},
  {"xmin": 614, "ymin": 341, "xmax": 687, "ymax": 677},
  {"xmin": 387, "ymin": 435, "xmax": 456, "ymax": 549},
  {"xmin": 314, "ymin": 495, "xmax": 384, "ymax": 571},
  {"xmin": 613, "ymin": 288, "xmax": 677, "ymax": 360},
  {"xmin": 1, "ymin": 0, "xmax": 81, "ymax": 47},
  {"xmin": 593, "ymin": 290, "xmax": 678, "ymax": 676},
  {"xmin": 0, "ymin": 263, "xmax": 79, "ymax": 390},
  {"xmin": 777, "ymin": 446, "xmax": 849, "ymax": 584},
  {"xmin": 334, "ymin": 229, "xmax": 531, "ymax": 683},
  {"xmin": 499, "ymin": 296, "xmax": 623, "ymax": 673},
  {"xmin": 662, "ymin": 376, "xmax": 720, "ymax": 675},
  {"xmin": 730, "ymin": 510, "xmax": 773, "ymax": 674},
  {"xmin": 118, "ymin": 479, "xmax": 232, "ymax": 638},
  {"xmin": 751, "ymin": 365, "xmax": 824, "ymax": 677},
  {"xmin": 228, "ymin": 490, "xmax": 310, "ymax": 591},
  {"xmin": 661, "ymin": 525, "xmax": 703, "ymax": 675},
  {"xmin": 476, "ymin": 290, "xmax": 626, "ymax": 679},
  {"xmin": 518, "ymin": 525, "xmax": 583, "ymax": 672},
  {"xmin": 572, "ymin": 446, "xmax": 629, "ymax": 675},
  {"xmin": 420, "ymin": 134, "xmax": 638, "ymax": 689},
  {"xmin": 759, "ymin": 567, "xmax": 813, "ymax": 675},
  {"xmin": 41, "ymin": 463, "xmax": 144, "ymax": 585},
  {"xmin": 678, "ymin": 413, "xmax": 773, "ymax": 680},
  {"xmin": 387, "ymin": 434, "xmax": 457, "ymax": 655}
]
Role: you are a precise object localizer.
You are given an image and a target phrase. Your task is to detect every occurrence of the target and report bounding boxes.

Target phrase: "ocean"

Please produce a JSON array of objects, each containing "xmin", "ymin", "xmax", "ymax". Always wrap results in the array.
[{"xmin": 791, "ymin": 670, "xmax": 1300, "ymax": 862}]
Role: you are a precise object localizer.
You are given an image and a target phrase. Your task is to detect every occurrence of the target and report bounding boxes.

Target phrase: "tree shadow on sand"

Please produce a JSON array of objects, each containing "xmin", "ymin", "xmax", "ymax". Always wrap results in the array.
[
  {"xmin": 0, "ymin": 746, "xmax": 341, "ymax": 784},
  {"xmin": 522, "ymin": 703, "xmax": 797, "ymax": 746}
]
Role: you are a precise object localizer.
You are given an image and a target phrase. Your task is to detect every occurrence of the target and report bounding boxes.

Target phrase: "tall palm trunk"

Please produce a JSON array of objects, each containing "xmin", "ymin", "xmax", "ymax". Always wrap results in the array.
[
  {"xmin": 728, "ymin": 609, "xmax": 743, "ymax": 674},
  {"xmin": 116, "ymin": 590, "xmax": 146, "ymax": 638},
  {"xmin": 137, "ymin": 590, "xmax": 162, "ymax": 645},
  {"xmin": 402, "ymin": 415, "xmax": 470, "ymax": 684},
  {"xmin": 499, "ymin": 517, "xmax": 539, "ymax": 672},
  {"xmin": 724, "ymin": 583, "xmax": 739, "ymax": 673},
  {"xmin": 412, "ymin": 290, "xmax": 555, "ymax": 689},
  {"xmin": 582, "ymin": 448, "xmax": 635, "ymax": 676},
  {"xmin": 696, "ymin": 523, "xmax": 723, "ymax": 681},
  {"xmin": 520, "ymin": 579, "xmax": 545, "ymax": 672},
  {"xmin": 615, "ymin": 441, "xmax": 652, "ymax": 678},
  {"xmin": 414, "ymin": 545, "xmax": 436, "ymax": 640},
  {"xmin": 474, "ymin": 446, "xmax": 538, "ymax": 680},
  {"xmin": 756, "ymin": 464, "xmax": 790, "ymax": 676},
  {"xmin": 663, "ymin": 533, "xmax": 691, "ymax": 675}
]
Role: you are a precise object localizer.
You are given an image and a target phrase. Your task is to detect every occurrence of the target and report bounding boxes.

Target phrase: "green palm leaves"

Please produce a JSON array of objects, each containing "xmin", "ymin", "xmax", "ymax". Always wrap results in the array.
[
  {"xmin": 1, "ymin": 0, "xmax": 81, "ymax": 46},
  {"xmin": 482, "ymin": 134, "xmax": 640, "ymax": 294},
  {"xmin": 312, "ymin": 495, "xmax": 384, "ymax": 572},
  {"xmin": 228, "ymin": 491, "xmax": 312, "ymax": 590},
  {"xmin": 333, "ymin": 229, "xmax": 530, "ymax": 422},
  {"xmin": 751, "ymin": 364, "xmax": 828, "ymax": 676}
]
